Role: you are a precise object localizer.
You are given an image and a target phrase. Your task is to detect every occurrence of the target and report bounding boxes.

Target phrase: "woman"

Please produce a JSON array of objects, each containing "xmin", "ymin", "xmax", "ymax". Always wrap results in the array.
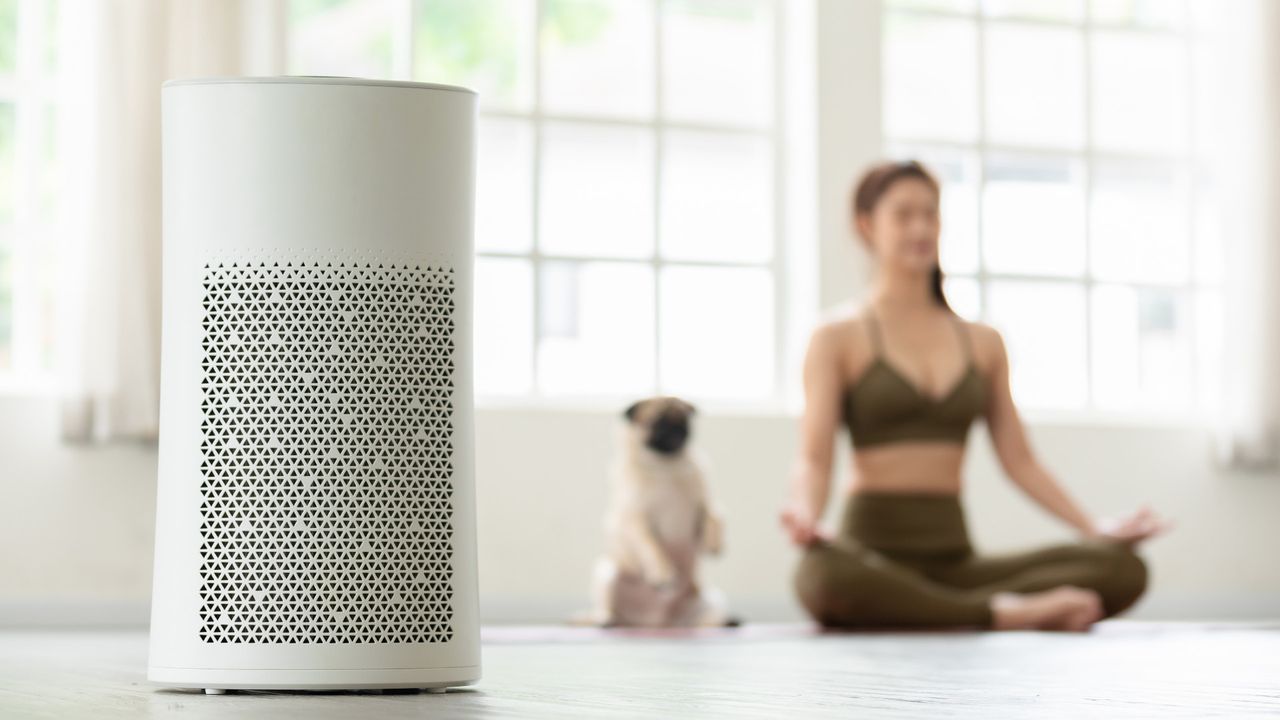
[{"xmin": 780, "ymin": 160, "xmax": 1174, "ymax": 631}]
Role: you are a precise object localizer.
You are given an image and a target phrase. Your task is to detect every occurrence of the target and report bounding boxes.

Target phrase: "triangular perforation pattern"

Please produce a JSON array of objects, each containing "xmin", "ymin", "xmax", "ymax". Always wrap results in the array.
[{"xmin": 198, "ymin": 261, "xmax": 456, "ymax": 644}]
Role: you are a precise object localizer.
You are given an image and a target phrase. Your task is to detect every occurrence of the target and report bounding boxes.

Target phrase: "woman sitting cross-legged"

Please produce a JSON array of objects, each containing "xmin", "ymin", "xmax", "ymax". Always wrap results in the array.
[{"xmin": 781, "ymin": 160, "xmax": 1174, "ymax": 632}]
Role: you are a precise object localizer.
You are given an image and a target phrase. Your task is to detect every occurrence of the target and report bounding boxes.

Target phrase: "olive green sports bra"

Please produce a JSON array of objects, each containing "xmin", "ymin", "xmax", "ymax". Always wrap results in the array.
[{"xmin": 843, "ymin": 309, "xmax": 987, "ymax": 449}]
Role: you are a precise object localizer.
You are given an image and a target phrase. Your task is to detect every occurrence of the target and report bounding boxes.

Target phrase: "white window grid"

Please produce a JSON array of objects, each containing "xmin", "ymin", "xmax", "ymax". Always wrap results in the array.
[
  {"xmin": 288, "ymin": 0, "xmax": 791, "ymax": 408},
  {"xmin": 882, "ymin": 0, "xmax": 1219, "ymax": 422}
]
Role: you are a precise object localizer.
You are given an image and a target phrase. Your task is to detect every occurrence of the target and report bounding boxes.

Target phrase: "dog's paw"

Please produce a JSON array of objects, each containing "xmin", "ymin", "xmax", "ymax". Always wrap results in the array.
[
  {"xmin": 702, "ymin": 515, "xmax": 725, "ymax": 555},
  {"xmin": 704, "ymin": 534, "xmax": 724, "ymax": 556}
]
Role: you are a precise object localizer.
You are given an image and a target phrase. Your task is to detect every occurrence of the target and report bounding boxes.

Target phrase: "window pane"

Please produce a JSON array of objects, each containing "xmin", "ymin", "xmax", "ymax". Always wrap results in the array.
[
  {"xmin": 883, "ymin": 12, "xmax": 978, "ymax": 142},
  {"xmin": 1191, "ymin": 37, "xmax": 1220, "ymax": 162},
  {"xmin": 943, "ymin": 275, "xmax": 981, "ymax": 321},
  {"xmin": 475, "ymin": 257, "xmax": 533, "ymax": 394},
  {"xmin": 888, "ymin": 0, "xmax": 977, "ymax": 11},
  {"xmin": 288, "ymin": 0, "xmax": 394, "ymax": 77},
  {"xmin": 0, "ymin": 248, "xmax": 10, "ymax": 370},
  {"xmin": 38, "ymin": 105, "xmax": 58, "ymax": 224},
  {"xmin": 987, "ymin": 280, "xmax": 1087, "ymax": 409},
  {"xmin": 476, "ymin": 118, "xmax": 533, "ymax": 253},
  {"xmin": 661, "ymin": 0, "xmax": 773, "ymax": 127},
  {"xmin": 985, "ymin": 23, "xmax": 1084, "ymax": 149},
  {"xmin": 887, "ymin": 144, "xmax": 981, "ymax": 274},
  {"xmin": 1091, "ymin": 0, "xmax": 1187, "ymax": 28},
  {"xmin": 539, "ymin": 121, "xmax": 654, "ymax": 258},
  {"xmin": 541, "ymin": 0, "xmax": 654, "ymax": 118},
  {"xmin": 659, "ymin": 266, "xmax": 773, "ymax": 399},
  {"xmin": 0, "ymin": 102, "xmax": 12, "ymax": 225},
  {"xmin": 41, "ymin": 0, "xmax": 57, "ymax": 74},
  {"xmin": 1194, "ymin": 288, "xmax": 1222, "ymax": 415},
  {"xmin": 538, "ymin": 260, "xmax": 655, "ymax": 394},
  {"xmin": 983, "ymin": 154, "xmax": 1085, "ymax": 277},
  {"xmin": 414, "ymin": 0, "xmax": 534, "ymax": 112},
  {"xmin": 1091, "ymin": 31, "xmax": 1189, "ymax": 154},
  {"xmin": 1090, "ymin": 160, "xmax": 1190, "ymax": 284},
  {"xmin": 660, "ymin": 129, "xmax": 772, "ymax": 263},
  {"xmin": 0, "ymin": 0, "xmax": 15, "ymax": 75},
  {"xmin": 1193, "ymin": 171, "xmax": 1223, "ymax": 285},
  {"xmin": 982, "ymin": 0, "xmax": 1084, "ymax": 21},
  {"xmin": 1090, "ymin": 285, "xmax": 1192, "ymax": 412}
]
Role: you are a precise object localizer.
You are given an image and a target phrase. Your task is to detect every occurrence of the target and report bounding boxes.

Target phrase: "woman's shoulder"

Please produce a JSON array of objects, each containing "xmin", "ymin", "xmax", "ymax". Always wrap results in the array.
[
  {"xmin": 813, "ymin": 301, "xmax": 875, "ymax": 340},
  {"xmin": 951, "ymin": 314, "xmax": 1007, "ymax": 368},
  {"xmin": 808, "ymin": 301, "xmax": 876, "ymax": 369}
]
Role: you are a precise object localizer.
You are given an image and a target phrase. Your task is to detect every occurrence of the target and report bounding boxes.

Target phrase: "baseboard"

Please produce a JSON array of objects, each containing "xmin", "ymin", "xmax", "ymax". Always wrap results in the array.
[
  {"xmin": 2, "ymin": 591, "xmax": 1276, "ymax": 630},
  {"xmin": 0, "ymin": 599, "xmax": 151, "ymax": 629},
  {"xmin": 1125, "ymin": 591, "xmax": 1280, "ymax": 621}
]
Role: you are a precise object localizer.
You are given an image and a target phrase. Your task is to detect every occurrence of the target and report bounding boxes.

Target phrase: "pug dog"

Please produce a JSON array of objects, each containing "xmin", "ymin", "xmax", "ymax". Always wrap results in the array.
[{"xmin": 586, "ymin": 396, "xmax": 740, "ymax": 628}]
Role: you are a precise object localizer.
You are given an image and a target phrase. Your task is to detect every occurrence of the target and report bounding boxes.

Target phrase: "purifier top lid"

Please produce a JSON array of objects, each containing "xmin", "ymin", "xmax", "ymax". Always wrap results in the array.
[{"xmin": 162, "ymin": 75, "xmax": 477, "ymax": 95}]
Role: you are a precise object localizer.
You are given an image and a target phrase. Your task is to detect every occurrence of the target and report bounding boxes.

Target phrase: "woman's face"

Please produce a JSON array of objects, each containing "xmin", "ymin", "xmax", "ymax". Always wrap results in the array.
[{"xmin": 856, "ymin": 177, "xmax": 941, "ymax": 273}]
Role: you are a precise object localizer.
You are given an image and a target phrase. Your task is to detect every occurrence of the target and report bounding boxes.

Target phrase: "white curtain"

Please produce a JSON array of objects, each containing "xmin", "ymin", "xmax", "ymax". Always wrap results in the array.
[
  {"xmin": 55, "ymin": 0, "xmax": 284, "ymax": 442},
  {"xmin": 1204, "ymin": 0, "xmax": 1280, "ymax": 472}
]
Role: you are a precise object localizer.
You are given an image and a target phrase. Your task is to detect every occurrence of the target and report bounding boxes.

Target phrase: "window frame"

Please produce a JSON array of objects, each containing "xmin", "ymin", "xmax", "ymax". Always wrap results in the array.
[
  {"xmin": 0, "ymin": 0, "xmax": 58, "ymax": 393},
  {"xmin": 284, "ymin": 0, "xmax": 793, "ymax": 412}
]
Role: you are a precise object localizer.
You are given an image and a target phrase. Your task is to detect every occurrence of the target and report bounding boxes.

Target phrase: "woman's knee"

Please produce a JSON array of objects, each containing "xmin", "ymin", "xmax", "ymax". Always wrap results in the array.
[
  {"xmin": 792, "ymin": 541, "xmax": 868, "ymax": 625},
  {"xmin": 792, "ymin": 544, "xmax": 829, "ymax": 610},
  {"xmin": 1086, "ymin": 539, "xmax": 1150, "ymax": 616}
]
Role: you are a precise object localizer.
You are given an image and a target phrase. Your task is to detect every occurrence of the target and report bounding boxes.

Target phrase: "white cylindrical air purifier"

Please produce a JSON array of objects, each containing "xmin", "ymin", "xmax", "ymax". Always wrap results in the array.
[{"xmin": 148, "ymin": 77, "xmax": 479, "ymax": 693}]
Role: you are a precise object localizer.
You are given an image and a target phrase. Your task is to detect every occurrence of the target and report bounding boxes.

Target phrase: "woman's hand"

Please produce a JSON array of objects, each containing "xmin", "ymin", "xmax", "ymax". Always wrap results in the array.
[
  {"xmin": 780, "ymin": 497, "xmax": 829, "ymax": 547},
  {"xmin": 1088, "ymin": 504, "xmax": 1174, "ymax": 547}
]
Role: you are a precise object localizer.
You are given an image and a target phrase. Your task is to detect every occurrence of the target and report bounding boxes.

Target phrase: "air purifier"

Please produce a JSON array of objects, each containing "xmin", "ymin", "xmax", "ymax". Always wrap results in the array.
[{"xmin": 148, "ymin": 76, "xmax": 480, "ymax": 693}]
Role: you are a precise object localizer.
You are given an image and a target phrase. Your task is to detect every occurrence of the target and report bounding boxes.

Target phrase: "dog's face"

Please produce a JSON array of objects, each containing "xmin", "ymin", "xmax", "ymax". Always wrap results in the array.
[{"xmin": 623, "ymin": 396, "xmax": 698, "ymax": 456}]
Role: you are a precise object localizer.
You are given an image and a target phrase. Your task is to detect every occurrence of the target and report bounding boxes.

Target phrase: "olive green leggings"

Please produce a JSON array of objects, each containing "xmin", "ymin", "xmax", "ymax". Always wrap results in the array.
[{"xmin": 792, "ymin": 491, "xmax": 1150, "ymax": 629}]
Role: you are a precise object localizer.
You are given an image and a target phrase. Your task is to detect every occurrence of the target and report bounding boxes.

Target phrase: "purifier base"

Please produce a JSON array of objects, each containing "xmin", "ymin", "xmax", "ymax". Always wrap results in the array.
[{"xmin": 149, "ymin": 665, "xmax": 480, "ymax": 692}]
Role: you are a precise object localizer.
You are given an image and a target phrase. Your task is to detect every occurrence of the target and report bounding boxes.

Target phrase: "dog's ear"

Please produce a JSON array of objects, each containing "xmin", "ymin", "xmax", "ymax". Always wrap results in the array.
[
  {"xmin": 682, "ymin": 400, "xmax": 698, "ymax": 417},
  {"xmin": 623, "ymin": 400, "xmax": 643, "ymax": 423}
]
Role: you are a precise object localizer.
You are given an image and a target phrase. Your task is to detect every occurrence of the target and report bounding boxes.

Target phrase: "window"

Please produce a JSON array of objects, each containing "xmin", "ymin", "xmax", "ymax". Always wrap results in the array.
[
  {"xmin": 289, "ymin": 0, "xmax": 785, "ymax": 406},
  {"xmin": 882, "ymin": 0, "xmax": 1222, "ymax": 418},
  {"xmin": 0, "ymin": 0, "xmax": 60, "ymax": 389}
]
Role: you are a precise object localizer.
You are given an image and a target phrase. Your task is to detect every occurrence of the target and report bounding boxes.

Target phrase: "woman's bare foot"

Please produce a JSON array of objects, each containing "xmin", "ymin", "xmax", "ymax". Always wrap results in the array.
[{"xmin": 989, "ymin": 586, "xmax": 1105, "ymax": 632}]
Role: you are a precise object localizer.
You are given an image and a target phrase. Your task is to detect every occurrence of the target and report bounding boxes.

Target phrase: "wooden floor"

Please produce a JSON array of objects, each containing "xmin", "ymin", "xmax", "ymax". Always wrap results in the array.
[{"xmin": 2, "ymin": 621, "xmax": 1278, "ymax": 718}]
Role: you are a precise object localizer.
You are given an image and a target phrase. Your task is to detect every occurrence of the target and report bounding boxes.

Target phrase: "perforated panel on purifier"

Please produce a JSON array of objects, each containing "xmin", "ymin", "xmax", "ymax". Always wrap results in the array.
[{"xmin": 197, "ymin": 261, "xmax": 455, "ymax": 644}]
